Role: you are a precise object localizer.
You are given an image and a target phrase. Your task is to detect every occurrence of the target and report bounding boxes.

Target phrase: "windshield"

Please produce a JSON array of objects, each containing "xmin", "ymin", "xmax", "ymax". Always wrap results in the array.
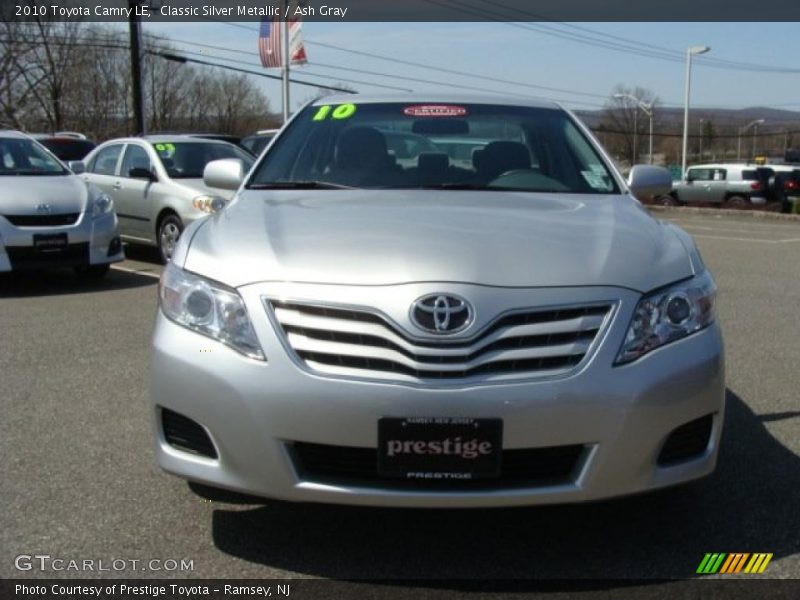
[
  {"xmin": 249, "ymin": 102, "xmax": 618, "ymax": 193},
  {"xmin": 39, "ymin": 138, "xmax": 96, "ymax": 161},
  {"xmin": 0, "ymin": 137, "xmax": 67, "ymax": 176},
  {"xmin": 151, "ymin": 141, "xmax": 254, "ymax": 179}
]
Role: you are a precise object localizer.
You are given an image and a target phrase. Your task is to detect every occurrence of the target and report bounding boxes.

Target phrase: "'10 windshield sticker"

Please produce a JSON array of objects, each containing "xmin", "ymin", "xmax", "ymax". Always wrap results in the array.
[{"xmin": 312, "ymin": 103, "xmax": 357, "ymax": 121}]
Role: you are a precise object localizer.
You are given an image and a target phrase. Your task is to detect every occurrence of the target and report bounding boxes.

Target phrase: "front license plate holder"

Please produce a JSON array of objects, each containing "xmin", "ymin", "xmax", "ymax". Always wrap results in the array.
[
  {"xmin": 33, "ymin": 233, "xmax": 68, "ymax": 253},
  {"xmin": 378, "ymin": 417, "xmax": 503, "ymax": 480}
]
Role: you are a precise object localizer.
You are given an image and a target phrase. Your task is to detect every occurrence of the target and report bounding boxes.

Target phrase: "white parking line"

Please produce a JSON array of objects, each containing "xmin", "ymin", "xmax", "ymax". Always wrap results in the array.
[
  {"xmin": 111, "ymin": 265, "xmax": 161, "ymax": 279},
  {"xmin": 691, "ymin": 234, "xmax": 800, "ymax": 244}
]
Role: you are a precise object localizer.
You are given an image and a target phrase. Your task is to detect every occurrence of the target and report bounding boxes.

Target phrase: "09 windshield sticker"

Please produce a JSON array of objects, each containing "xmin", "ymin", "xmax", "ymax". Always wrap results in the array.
[
  {"xmin": 403, "ymin": 105, "xmax": 468, "ymax": 117},
  {"xmin": 312, "ymin": 103, "xmax": 357, "ymax": 121},
  {"xmin": 153, "ymin": 143, "xmax": 176, "ymax": 157}
]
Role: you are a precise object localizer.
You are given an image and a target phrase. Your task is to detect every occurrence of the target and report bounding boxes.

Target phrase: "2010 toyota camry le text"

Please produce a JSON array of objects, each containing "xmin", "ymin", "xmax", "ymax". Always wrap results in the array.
[{"xmin": 150, "ymin": 95, "xmax": 724, "ymax": 508}]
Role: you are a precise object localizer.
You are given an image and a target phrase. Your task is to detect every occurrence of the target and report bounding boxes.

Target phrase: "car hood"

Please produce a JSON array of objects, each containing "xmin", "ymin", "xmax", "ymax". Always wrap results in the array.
[
  {"xmin": 183, "ymin": 190, "xmax": 694, "ymax": 292},
  {"xmin": 172, "ymin": 178, "xmax": 238, "ymax": 200},
  {"xmin": 0, "ymin": 174, "xmax": 90, "ymax": 214}
]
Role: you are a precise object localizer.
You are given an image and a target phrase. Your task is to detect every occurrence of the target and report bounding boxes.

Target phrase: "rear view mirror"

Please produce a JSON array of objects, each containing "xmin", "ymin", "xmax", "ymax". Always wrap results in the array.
[
  {"xmin": 67, "ymin": 160, "xmax": 85, "ymax": 174},
  {"xmin": 412, "ymin": 120, "xmax": 469, "ymax": 135},
  {"xmin": 203, "ymin": 159, "xmax": 244, "ymax": 191},
  {"xmin": 627, "ymin": 165, "xmax": 672, "ymax": 199}
]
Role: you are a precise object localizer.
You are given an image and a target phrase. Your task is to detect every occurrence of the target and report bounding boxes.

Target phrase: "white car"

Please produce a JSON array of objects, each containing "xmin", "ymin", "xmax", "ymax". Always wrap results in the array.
[
  {"xmin": 78, "ymin": 135, "xmax": 254, "ymax": 262},
  {"xmin": 0, "ymin": 131, "xmax": 123, "ymax": 278}
]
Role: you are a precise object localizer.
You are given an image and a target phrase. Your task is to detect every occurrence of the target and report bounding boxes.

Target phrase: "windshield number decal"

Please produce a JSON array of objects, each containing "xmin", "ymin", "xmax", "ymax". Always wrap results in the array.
[
  {"xmin": 154, "ymin": 143, "xmax": 176, "ymax": 156},
  {"xmin": 312, "ymin": 103, "xmax": 357, "ymax": 121}
]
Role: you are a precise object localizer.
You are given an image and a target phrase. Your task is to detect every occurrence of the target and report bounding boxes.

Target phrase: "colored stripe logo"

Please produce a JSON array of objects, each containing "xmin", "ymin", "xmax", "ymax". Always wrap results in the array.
[{"xmin": 697, "ymin": 553, "xmax": 773, "ymax": 574}]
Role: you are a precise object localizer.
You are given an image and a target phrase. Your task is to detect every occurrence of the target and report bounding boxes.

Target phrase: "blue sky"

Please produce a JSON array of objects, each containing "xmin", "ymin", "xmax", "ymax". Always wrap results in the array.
[{"xmin": 135, "ymin": 21, "xmax": 800, "ymax": 114}]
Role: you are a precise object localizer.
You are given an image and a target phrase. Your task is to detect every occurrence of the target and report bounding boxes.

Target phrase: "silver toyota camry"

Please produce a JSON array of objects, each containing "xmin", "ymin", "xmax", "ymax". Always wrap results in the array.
[
  {"xmin": 151, "ymin": 95, "xmax": 725, "ymax": 507},
  {"xmin": 1, "ymin": 131, "xmax": 123, "ymax": 277}
]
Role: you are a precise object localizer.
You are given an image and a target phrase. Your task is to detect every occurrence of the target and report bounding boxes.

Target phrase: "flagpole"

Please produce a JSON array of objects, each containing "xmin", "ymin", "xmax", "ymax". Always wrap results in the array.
[{"xmin": 281, "ymin": 3, "xmax": 290, "ymax": 124}]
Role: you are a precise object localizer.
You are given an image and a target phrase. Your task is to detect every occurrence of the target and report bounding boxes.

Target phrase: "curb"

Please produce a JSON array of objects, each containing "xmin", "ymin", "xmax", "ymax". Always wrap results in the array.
[{"xmin": 646, "ymin": 205, "xmax": 800, "ymax": 222}]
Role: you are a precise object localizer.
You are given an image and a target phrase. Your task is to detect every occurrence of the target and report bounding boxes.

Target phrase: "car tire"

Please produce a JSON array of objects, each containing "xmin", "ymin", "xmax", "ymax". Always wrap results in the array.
[
  {"xmin": 725, "ymin": 195, "xmax": 749, "ymax": 208},
  {"xmin": 158, "ymin": 214, "xmax": 184, "ymax": 264},
  {"xmin": 74, "ymin": 264, "xmax": 110, "ymax": 280},
  {"xmin": 658, "ymin": 194, "xmax": 679, "ymax": 207}
]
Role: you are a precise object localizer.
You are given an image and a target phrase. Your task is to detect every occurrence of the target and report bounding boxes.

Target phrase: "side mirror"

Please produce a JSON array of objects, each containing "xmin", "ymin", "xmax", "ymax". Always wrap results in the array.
[
  {"xmin": 627, "ymin": 165, "xmax": 672, "ymax": 199},
  {"xmin": 129, "ymin": 167, "xmax": 157, "ymax": 181},
  {"xmin": 68, "ymin": 160, "xmax": 85, "ymax": 174},
  {"xmin": 203, "ymin": 159, "xmax": 244, "ymax": 191}
]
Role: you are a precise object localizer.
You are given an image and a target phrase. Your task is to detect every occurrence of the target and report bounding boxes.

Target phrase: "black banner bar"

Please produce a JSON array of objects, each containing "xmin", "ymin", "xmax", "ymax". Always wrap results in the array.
[{"xmin": 3, "ymin": 0, "xmax": 800, "ymax": 23}]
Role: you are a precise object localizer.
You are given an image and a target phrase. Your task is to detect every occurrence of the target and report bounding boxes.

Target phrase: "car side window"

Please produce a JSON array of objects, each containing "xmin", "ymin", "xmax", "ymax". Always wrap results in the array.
[
  {"xmin": 120, "ymin": 144, "xmax": 152, "ymax": 178},
  {"xmin": 689, "ymin": 168, "xmax": 712, "ymax": 181},
  {"xmin": 89, "ymin": 144, "xmax": 123, "ymax": 176},
  {"xmin": 712, "ymin": 169, "xmax": 726, "ymax": 181}
]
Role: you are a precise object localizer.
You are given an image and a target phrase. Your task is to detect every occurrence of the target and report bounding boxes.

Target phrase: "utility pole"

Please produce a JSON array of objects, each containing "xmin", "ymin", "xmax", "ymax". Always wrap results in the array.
[
  {"xmin": 128, "ymin": 0, "xmax": 145, "ymax": 135},
  {"xmin": 281, "ymin": 3, "xmax": 290, "ymax": 123}
]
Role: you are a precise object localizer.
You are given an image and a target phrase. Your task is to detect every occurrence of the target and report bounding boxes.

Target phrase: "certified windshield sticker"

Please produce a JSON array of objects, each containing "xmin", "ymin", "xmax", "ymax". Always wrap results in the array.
[
  {"xmin": 312, "ymin": 103, "xmax": 357, "ymax": 121},
  {"xmin": 403, "ymin": 105, "xmax": 468, "ymax": 117}
]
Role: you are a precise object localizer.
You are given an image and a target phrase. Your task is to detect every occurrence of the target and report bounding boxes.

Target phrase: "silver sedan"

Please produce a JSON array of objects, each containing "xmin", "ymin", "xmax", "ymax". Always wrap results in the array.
[
  {"xmin": 150, "ymin": 95, "xmax": 724, "ymax": 507},
  {"xmin": 0, "ymin": 131, "xmax": 123, "ymax": 277}
]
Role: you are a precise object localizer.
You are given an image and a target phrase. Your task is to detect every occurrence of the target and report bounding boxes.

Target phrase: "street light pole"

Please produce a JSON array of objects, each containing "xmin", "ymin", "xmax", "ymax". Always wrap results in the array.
[
  {"xmin": 681, "ymin": 46, "xmax": 710, "ymax": 177},
  {"xmin": 614, "ymin": 93, "xmax": 654, "ymax": 165},
  {"xmin": 737, "ymin": 119, "xmax": 765, "ymax": 162},
  {"xmin": 699, "ymin": 118, "xmax": 704, "ymax": 160}
]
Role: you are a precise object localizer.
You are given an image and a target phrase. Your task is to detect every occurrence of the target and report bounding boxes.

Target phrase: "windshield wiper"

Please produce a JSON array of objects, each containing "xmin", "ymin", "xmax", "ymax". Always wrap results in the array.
[
  {"xmin": 247, "ymin": 180, "xmax": 356, "ymax": 190},
  {"xmin": 421, "ymin": 183, "xmax": 565, "ymax": 193}
]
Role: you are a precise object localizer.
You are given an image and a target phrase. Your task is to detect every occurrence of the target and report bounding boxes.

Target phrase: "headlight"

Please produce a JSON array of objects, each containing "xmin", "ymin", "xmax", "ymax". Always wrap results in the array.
[
  {"xmin": 91, "ymin": 193, "xmax": 114, "ymax": 217},
  {"xmin": 159, "ymin": 262, "xmax": 265, "ymax": 360},
  {"xmin": 192, "ymin": 195, "xmax": 227, "ymax": 214},
  {"xmin": 615, "ymin": 270, "xmax": 716, "ymax": 365}
]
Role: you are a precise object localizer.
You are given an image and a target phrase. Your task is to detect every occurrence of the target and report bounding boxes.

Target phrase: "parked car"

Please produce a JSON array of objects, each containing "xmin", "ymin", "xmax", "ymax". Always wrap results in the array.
[
  {"xmin": 0, "ymin": 131, "xmax": 123, "ymax": 278},
  {"xmin": 77, "ymin": 135, "xmax": 254, "ymax": 262},
  {"xmin": 667, "ymin": 163, "xmax": 767, "ymax": 206},
  {"xmin": 185, "ymin": 133, "xmax": 246, "ymax": 149},
  {"xmin": 150, "ymin": 95, "xmax": 724, "ymax": 508},
  {"xmin": 240, "ymin": 129, "xmax": 280, "ymax": 156},
  {"xmin": 31, "ymin": 134, "xmax": 96, "ymax": 161}
]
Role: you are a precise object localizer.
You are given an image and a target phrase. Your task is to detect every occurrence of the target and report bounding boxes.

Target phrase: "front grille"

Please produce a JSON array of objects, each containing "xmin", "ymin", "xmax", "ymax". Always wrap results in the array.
[
  {"xmin": 269, "ymin": 300, "xmax": 613, "ymax": 383},
  {"xmin": 292, "ymin": 442, "xmax": 584, "ymax": 490},
  {"xmin": 161, "ymin": 408, "xmax": 218, "ymax": 459},
  {"xmin": 658, "ymin": 414, "xmax": 713, "ymax": 465},
  {"xmin": 3, "ymin": 213, "xmax": 80, "ymax": 227},
  {"xmin": 6, "ymin": 242, "xmax": 89, "ymax": 270}
]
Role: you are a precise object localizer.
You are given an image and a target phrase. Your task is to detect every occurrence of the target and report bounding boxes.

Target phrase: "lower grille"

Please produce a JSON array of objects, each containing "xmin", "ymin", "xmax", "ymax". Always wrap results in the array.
[
  {"xmin": 161, "ymin": 408, "xmax": 217, "ymax": 459},
  {"xmin": 292, "ymin": 442, "xmax": 584, "ymax": 490},
  {"xmin": 6, "ymin": 242, "xmax": 89, "ymax": 270},
  {"xmin": 3, "ymin": 213, "xmax": 80, "ymax": 227},
  {"xmin": 658, "ymin": 414, "xmax": 713, "ymax": 465}
]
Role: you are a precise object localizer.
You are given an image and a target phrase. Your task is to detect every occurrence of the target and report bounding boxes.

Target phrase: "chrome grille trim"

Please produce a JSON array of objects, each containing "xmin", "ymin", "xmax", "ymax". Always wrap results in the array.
[{"xmin": 266, "ymin": 299, "xmax": 616, "ymax": 385}]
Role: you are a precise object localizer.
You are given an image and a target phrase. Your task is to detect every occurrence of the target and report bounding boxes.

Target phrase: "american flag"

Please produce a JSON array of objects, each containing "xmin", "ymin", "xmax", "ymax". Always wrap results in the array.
[{"xmin": 259, "ymin": 17, "xmax": 307, "ymax": 69}]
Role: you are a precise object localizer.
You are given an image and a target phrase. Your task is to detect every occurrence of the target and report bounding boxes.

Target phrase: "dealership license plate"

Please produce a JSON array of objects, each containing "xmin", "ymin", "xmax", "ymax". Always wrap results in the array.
[
  {"xmin": 378, "ymin": 417, "xmax": 503, "ymax": 480},
  {"xmin": 33, "ymin": 233, "xmax": 68, "ymax": 253}
]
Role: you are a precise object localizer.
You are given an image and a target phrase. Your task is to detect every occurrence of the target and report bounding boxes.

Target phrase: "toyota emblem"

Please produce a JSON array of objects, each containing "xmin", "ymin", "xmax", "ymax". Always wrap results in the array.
[{"xmin": 410, "ymin": 294, "xmax": 473, "ymax": 334}]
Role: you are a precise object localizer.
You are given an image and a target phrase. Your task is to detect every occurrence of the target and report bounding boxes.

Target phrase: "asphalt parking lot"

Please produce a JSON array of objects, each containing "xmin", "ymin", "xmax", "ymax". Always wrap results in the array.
[{"xmin": 1, "ymin": 211, "xmax": 798, "ymax": 583}]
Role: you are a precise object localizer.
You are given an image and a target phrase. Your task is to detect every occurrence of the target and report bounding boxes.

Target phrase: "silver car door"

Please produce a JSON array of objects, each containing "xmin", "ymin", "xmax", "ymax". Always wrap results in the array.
[
  {"xmin": 83, "ymin": 143, "xmax": 124, "ymax": 198},
  {"xmin": 116, "ymin": 143, "xmax": 157, "ymax": 240}
]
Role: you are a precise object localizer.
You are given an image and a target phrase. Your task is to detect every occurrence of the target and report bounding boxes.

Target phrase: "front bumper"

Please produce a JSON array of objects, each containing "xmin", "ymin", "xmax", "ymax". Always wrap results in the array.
[
  {"xmin": 0, "ymin": 211, "xmax": 123, "ymax": 272},
  {"xmin": 151, "ymin": 283, "xmax": 725, "ymax": 508}
]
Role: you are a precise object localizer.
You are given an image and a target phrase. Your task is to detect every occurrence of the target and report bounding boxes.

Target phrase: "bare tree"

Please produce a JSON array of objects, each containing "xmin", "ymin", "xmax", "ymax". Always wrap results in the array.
[{"xmin": 599, "ymin": 85, "xmax": 659, "ymax": 165}]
